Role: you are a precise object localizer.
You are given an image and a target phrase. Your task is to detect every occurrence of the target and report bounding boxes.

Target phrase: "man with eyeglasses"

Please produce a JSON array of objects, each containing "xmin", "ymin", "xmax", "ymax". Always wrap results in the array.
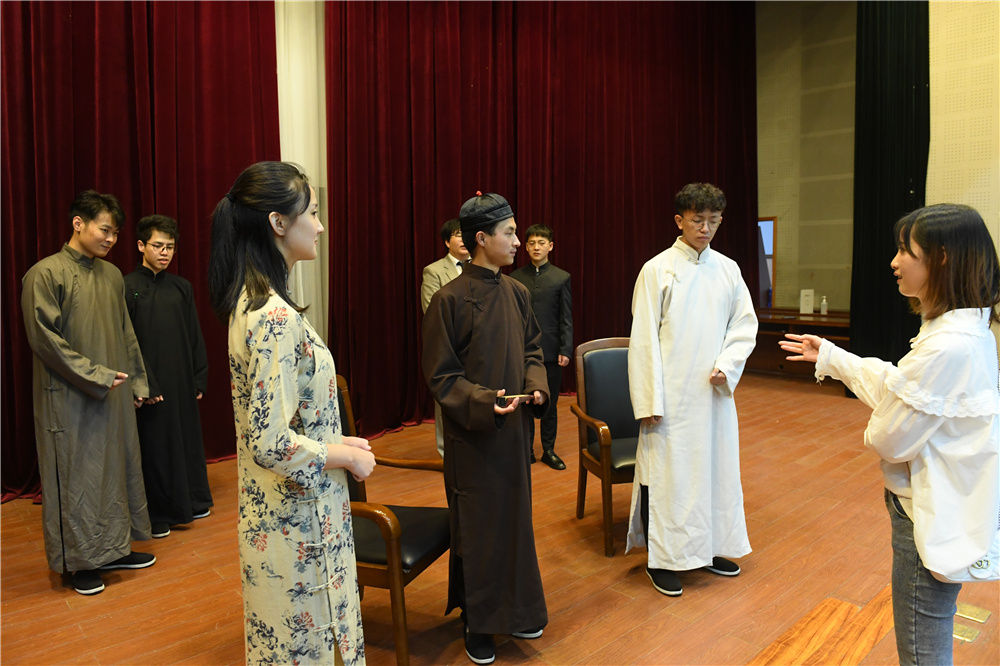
[
  {"xmin": 626, "ymin": 182, "xmax": 758, "ymax": 598},
  {"xmin": 125, "ymin": 214, "xmax": 212, "ymax": 540}
]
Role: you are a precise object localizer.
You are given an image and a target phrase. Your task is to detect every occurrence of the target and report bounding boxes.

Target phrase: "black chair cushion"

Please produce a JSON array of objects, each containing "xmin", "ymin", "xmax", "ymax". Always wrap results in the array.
[
  {"xmin": 352, "ymin": 505, "xmax": 450, "ymax": 572},
  {"xmin": 586, "ymin": 436, "xmax": 638, "ymax": 472},
  {"xmin": 583, "ymin": 347, "xmax": 640, "ymax": 443}
]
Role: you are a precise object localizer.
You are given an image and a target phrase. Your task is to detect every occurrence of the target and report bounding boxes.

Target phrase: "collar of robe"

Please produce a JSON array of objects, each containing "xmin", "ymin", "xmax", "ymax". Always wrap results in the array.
[
  {"xmin": 62, "ymin": 243, "xmax": 95, "ymax": 269},
  {"xmin": 672, "ymin": 237, "xmax": 710, "ymax": 263},
  {"xmin": 465, "ymin": 262, "xmax": 503, "ymax": 283},
  {"xmin": 135, "ymin": 263, "xmax": 166, "ymax": 281}
]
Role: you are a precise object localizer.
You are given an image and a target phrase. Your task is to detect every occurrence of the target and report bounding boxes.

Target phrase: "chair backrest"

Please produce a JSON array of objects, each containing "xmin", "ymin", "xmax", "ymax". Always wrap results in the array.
[
  {"xmin": 336, "ymin": 374, "xmax": 367, "ymax": 502},
  {"xmin": 576, "ymin": 338, "xmax": 639, "ymax": 441}
]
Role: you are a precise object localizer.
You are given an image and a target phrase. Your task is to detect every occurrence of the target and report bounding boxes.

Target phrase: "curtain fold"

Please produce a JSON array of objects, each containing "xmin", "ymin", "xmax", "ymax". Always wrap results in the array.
[
  {"xmin": 325, "ymin": 0, "xmax": 759, "ymax": 437},
  {"xmin": 1, "ymin": 0, "xmax": 280, "ymax": 499},
  {"xmin": 851, "ymin": 1, "xmax": 929, "ymax": 363}
]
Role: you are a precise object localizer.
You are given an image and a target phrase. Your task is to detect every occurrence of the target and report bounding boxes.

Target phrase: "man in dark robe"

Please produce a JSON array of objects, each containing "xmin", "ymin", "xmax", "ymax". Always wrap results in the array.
[
  {"xmin": 510, "ymin": 224, "xmax": 573, "ymax": 470},
  {"xmin": 124, "ymin": 214, "xmax": 212, "ymax": 538},
  {"xmin": 21, "ymin": 190, "xmax": 156, "ymax": 596},
  {"xmin": 422, "ymin": 192, "xmax": 549, "ymax": 665}
]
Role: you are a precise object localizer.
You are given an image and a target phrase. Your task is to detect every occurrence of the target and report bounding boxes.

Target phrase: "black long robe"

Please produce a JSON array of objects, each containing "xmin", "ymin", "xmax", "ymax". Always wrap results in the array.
[
  {"xmin": 422, "ymin": 263, "xmax": 549, "ymax": 635},
  {"xmin": 124, "ymin": 265, "xmax": 212, "ymax": 525}
]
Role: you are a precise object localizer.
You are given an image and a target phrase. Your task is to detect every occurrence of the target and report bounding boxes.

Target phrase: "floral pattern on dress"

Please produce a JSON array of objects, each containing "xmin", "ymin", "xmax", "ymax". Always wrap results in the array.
[{"xmin": 229, "ymin": 292, "xmax": 365, "ymax": 665}]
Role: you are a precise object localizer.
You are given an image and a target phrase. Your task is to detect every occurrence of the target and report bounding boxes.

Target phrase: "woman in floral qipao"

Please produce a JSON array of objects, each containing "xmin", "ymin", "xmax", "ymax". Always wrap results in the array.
[{"xmin": 209, "ymin": 161, "xmax": 376, "ymax": 665}]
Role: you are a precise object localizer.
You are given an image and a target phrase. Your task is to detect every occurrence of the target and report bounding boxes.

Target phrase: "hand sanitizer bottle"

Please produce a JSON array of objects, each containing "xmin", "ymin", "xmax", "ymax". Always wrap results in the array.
[{"xmin": 819, "ymin": 296, "xmax": 828, "ymax": 315}]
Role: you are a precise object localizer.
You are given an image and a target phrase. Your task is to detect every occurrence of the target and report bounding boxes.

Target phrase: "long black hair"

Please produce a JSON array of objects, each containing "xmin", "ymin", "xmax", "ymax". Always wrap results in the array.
[{"xmin": 208, "ymin": 161, "xmax": 312, "ymax": 321}]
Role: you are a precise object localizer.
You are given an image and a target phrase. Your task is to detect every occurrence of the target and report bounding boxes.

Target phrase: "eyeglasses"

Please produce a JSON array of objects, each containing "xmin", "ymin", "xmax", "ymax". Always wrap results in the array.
[
  {"xmin": 146, "ymin": 242, "xmax": 175, "ymax": 253},
  {"xmin": 682, "ymin": 216, "xmax": 722, "ymax": 229}
]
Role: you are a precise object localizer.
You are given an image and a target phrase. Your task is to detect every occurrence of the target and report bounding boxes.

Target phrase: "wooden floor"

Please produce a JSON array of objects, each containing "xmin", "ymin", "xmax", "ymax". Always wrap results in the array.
[{"xmin": 2, "ymin": 373, "xmax": 998, "ymax": 665}]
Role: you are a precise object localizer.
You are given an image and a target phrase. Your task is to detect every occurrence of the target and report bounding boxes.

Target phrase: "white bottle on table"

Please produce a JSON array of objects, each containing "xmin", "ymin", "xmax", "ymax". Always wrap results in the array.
[{"xmin": 819, "ymin": 296, "xmax": 828, "ymax": 315}]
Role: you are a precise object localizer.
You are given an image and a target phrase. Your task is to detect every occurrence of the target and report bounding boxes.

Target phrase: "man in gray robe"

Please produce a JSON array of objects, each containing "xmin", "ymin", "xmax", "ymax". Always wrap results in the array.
[{"xmin": 21, "ymin": 190, "xmax": 157, "ymax": 596}]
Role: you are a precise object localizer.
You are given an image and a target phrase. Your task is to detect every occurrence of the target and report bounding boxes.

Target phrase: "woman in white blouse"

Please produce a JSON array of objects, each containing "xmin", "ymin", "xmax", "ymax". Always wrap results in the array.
[{"xmin": 780, "ymin": 203, "xmax": 999, "ymax": 666}]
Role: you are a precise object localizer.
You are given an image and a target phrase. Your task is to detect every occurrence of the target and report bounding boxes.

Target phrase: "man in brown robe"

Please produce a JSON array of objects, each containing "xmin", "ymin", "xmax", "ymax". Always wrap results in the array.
[
  {"xmin": 422, "ymin": 192, "xmax": 549, "ymax": 664},
  {"xmin": 21, "ymin": 190, "xmax": 156, "ymax": 596}
]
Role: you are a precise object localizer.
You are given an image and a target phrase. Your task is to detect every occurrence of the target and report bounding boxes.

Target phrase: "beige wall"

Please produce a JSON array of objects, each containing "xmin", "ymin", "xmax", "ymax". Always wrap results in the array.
[
  {"xmin": 756, "ymin": 1, "xmax": 857, "ymax": 311},
  {"xmin": 275, "ymin": 0, "xmax": 331, "ymax": 341},
  {"xmin": 927, "ymin": 1, "xmax": 1000, "ymax": 251}
]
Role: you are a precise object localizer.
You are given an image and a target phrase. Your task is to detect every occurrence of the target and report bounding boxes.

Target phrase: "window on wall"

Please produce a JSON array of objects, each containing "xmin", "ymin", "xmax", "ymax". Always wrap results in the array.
[{"xmin": 757, "ymin": 217, "xmax": 776, "ymax": 308}]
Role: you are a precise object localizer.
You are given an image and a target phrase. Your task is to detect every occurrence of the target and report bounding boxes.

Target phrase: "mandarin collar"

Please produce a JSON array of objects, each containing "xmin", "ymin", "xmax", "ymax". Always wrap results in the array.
[
  {"xmin": 671, "ymin": 237, "xmax": 709, "ymax": 262},
  {"xmin": 62, "ymin": 243, "xmax": 95, "ymax": 269},
  {"xmin": 464, "ymin": 262, "xmax": 503, "ymax": 283},
  {"xmin": 135, "ymin": 263, "xmax": 165, "ymax": 281},
  {"xmin": 531, "ymin": 261, "xmax": 550, "ymax": 273}
]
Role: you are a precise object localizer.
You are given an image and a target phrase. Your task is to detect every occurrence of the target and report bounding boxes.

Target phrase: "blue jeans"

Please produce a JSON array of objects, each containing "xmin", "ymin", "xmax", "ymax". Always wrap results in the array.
[{"xmin": 886, "ymin": 489, "xmax": 961, "ymax": 665}]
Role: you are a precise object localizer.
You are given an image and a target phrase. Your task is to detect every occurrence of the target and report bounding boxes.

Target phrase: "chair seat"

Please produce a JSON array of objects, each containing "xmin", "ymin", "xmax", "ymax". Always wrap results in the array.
[
  {"xmin": 353, "ymin": 505, "xmax": 450, "ymax": 572},
  {"xmin": 586, "ymin": 436, "xmax": 638, "ymax": 472}
]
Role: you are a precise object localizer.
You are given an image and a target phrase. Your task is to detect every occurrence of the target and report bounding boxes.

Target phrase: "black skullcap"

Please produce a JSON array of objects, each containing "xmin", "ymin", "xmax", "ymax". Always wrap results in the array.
[{"xmin": 459, "ymin": 191, "xmax": 514, "ymax": 233}]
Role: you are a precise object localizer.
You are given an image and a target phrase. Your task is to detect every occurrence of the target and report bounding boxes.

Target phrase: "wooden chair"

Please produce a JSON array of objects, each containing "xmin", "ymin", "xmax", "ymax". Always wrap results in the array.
[
  {"xmin": 569, "ymin": 338, "xmax": 639, "ymax": 557},
  {"xmin": 337, "ymin": 375, "xmax": 450, "ymax": 666}
]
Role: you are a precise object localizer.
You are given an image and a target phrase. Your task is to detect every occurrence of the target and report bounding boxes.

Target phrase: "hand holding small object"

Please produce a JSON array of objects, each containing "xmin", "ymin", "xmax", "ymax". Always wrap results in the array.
[{"xmin": 494, "ymin": 389, "xmax": 521, "ymax": 414}]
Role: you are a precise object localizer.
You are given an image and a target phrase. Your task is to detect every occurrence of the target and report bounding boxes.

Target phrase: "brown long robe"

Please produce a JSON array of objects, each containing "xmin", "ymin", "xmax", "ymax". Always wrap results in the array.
[
  {"xmin": 422, "ymin": 262, "xmax": 549, "ymax": 635},
  {"xmin": 21, "ymin": 244, "xmax": 152, "ymax": 573}
]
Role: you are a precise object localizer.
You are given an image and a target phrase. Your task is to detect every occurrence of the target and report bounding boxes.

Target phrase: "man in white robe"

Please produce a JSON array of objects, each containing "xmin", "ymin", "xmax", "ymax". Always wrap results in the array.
[{"xmin": 626, "ymin": 182, "xmax": 758, "ymax": 597}]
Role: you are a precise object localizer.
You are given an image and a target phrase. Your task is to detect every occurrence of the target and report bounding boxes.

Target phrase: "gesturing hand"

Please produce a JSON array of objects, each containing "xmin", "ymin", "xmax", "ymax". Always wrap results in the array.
[{"xmin": 779, "ymin": 333, "xmax": 823, "ymax": 364}]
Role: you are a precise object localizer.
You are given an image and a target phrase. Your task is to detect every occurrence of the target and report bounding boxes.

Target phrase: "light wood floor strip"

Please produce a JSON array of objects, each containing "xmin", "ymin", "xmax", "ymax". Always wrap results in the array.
[
  {"xmin": 747, "ymin": 597, "xmax": 860, "ymax": 665},
  {"xmin": 804, "ymin": 584, "xmax": 894, "ymax": 665}
]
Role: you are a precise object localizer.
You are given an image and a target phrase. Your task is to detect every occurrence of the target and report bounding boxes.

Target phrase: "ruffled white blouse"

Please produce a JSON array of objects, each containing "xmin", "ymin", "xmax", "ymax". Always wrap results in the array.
[{"xmin": 815, "ymin": 307, "xmax": 1000, "ymax": 575}]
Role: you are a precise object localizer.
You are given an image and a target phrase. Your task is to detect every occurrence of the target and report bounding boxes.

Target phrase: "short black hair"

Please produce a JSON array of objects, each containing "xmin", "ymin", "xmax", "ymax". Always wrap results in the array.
[
  {"xmin": 439, "ymin": 218, "xmax": 461, "ymax": 243},
  {"xmin": 524, "ymin": 224, "xmax": 552, "ymax": 241},
  {"xmin": 70, "ymin": 190, "xmax": 124, "ymax": 227},
  {"xmin": 137, "ymin": 214, "xmax": 179, "ymax": 243},
  {"xmin": 462, "ymin": 218, "xmax": 508, "ymax": 259},
  {"xmin": 674, "ymin": 183, "xmax": 726, "ymax": 215}
]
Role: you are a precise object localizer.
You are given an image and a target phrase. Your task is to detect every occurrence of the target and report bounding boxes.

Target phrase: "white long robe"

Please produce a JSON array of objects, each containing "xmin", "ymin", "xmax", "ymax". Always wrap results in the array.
[{"xmin": 626, "ymin": 238, "xmax": 758, "ymax": 570}]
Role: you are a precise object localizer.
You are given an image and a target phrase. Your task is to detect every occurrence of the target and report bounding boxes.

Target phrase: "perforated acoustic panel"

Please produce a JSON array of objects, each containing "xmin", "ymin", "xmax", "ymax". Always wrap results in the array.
[{"xmin": 927, "ymin": 1, "xmax": 1000, "ymax": 250}]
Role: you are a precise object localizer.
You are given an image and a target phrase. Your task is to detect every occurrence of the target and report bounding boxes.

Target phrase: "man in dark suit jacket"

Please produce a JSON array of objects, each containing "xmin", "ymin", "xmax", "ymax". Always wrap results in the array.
[
  {"xmin": 510, "ymin": 224, "xmax": 573, "ymax": 470},
  {"xmin": 420, "ymin": 218, "xmax": 469, "ymax": 457}
]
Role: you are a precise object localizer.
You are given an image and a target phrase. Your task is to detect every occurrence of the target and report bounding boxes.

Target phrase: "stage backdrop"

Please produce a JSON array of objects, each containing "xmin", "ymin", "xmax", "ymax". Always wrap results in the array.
[
  {"xmin": 324, "ymin": 1, "xmax": 760, "ymax": 436},
  {"xmin": 1, "ymin": 0, "xmax": 279, "ymax": 499}
]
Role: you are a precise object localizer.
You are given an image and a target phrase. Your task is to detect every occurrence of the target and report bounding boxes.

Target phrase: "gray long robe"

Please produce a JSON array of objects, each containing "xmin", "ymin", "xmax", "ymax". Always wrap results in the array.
[
  {"xmin": 422, "ymin": 263, "xmax": 549, "ymax": 635},
  {"xmin": 21, "ymin": 244, "xmax": 152, "ymax": 573}
]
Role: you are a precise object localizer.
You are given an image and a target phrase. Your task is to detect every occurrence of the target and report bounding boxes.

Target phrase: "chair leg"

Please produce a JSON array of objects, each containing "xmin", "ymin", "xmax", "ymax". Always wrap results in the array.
[
  {"xmin": 601, "ymin": 475, "xmax": 614, "ymax": 557},
  {"xmin": 576, "ymin": 457, "xmax": 587, "ymax": 519},
  {"xmin": 388, "ymin": 581, "xmax": 409, "ymax": 666}
]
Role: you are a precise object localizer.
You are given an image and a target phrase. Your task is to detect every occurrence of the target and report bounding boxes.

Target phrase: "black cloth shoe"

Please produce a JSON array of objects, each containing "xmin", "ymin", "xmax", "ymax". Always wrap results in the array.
[
  {"xmin": 540, "ymin": 450, "xmax": 566, "ymax": 470},
  {"xmin": 98, "ymin": 551, "xmax": 156, "ymax": 570},
  {"xmin": 512, "ymin": 625, "xmax": 544, "ymax": 639},
  {"xmin": 703, "ymin": 556, "xmax": 741, "ymax": 576},
  {"xmin": 646, "ymin": 567, "xmax": 682, "ymax": 596},
  {"xmin": 192, "ymin": 508, "xmax": 211, "ymax": 519},
  {"xmin": 151, "ymin": 523, "xmax": 171, "ymax": 538},
  {"xmin": 71, "ymin": 569, "xmax": 105, "ymax": 595},
  {"xmin": 464, "ymin": 624, "xmax": 495, "ymax": 664}
]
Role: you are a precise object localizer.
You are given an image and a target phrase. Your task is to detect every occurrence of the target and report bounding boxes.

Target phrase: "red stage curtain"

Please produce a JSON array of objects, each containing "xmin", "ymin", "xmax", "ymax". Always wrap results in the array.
[
  {"xmin": 1, "ymin": 1, "xmax": 280, "ymax": 499},
  {"xmin": 325, "ymin": 1, "xmax": 758, "ymax": 437}
]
